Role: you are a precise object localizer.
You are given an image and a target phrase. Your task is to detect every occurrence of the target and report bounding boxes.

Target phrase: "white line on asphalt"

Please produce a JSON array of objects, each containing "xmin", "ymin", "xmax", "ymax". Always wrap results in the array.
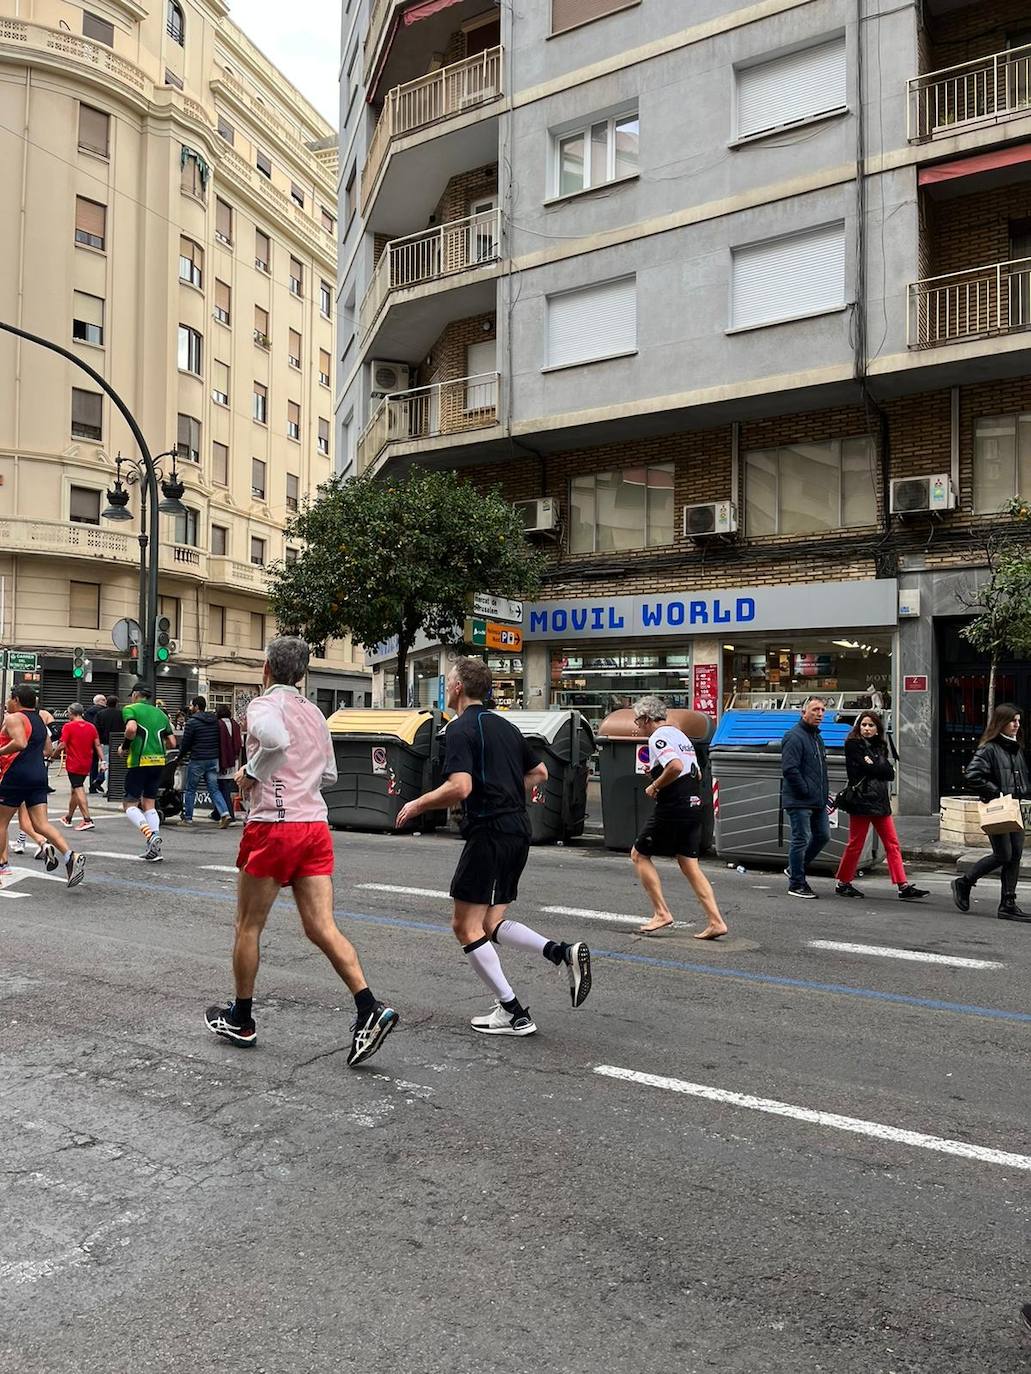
[
  {"xmin": 540, "ymin": 905, "xmax": 646, "ymax": 926},
  {"xmin": 808, "ymin": 940, "xmax": 1002, "ymax": 970},
  {"xmin": 357, "ymin": 883, "xmax": 450, "ymax": 899},
  {"xmin": 80, "ymin": 850, "xmax": 145, "ymax": 863},
  {"xmin": 595, "ymin": 1066, "xmax": 1031, "ymax": 1171},
  {"xmin": 202, "ymin": 865, "xmax": 238, "ymax": 874},
  {"xmin": 7, "ymin": 866, "xmax": 69, "ymax": 885}
]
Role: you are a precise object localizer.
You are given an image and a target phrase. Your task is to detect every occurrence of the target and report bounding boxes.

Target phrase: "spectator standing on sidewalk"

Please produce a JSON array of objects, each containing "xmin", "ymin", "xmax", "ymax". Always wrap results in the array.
[
  {"xmin": 833, "ymin": 712, "xmax": 928, "ymax": 903},
  {"xmin": 213, "ymin": 704, "xmax": 243, "ymax": 821},
  {"xmin": 178, "ymin": 696, "xmax": 232, "ymax": 827},
  {"xmin": 953, "ymin": 704, "xmax": 1030, "ymax": 922},
  {"xmin": 781, "ymin": 697, "xmax": 833, "ymax": 900}
]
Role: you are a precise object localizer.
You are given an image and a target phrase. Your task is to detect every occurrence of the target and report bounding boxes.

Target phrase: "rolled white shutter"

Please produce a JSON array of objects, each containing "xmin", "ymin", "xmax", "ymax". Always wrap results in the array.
[
  {"xmin": 547, "ymin": 276, "xmax": 636, "ymax": 367},
  {"xmin": 732, "ymin": 222, "xmax": 845, "ymax": 330},
  {"xmin": 737, "ymin": 38, "xmax": 847, "ymax": 140}
]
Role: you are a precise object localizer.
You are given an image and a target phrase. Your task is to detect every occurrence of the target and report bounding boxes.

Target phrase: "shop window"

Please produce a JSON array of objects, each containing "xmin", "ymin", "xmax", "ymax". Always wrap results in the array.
[
  {"xmin": 722, "ymin": 637, "xmax": 892, "ymax": 712},
  {"xmin": 744, "ymin": 436, "xmax": 876, "ymax": 536},
  {"xmin": 552, "ymin": 108, "xmax": 639, "ymax": 198},
  {"xmin": 973, "ymin": 413, "xmax": 1031, "ymax": 512},
  {"xmin": 569, "ymin": 462, "xmax": 673, "ymax": 554},
  {"xmin": 550, "ymin": 650, "xmax": 690, "ymax": 732}
]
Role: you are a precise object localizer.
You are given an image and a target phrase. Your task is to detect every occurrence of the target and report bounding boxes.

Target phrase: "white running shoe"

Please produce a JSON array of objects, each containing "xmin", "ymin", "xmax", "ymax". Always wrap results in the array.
[
  {"xmin": 11, "ymin": 835, "xmax": 25, "ymax": 855},
  {"xmin": 66, "ymin": 853, "xmax": 86, "ymax": 888},
  {"xmin": 40, "ymin": 842, "xmax": 60, "ymax": 873},
  {"xmin": 471, "ymin": 1002, "xmax": 537, "ymax": 1036},
  {"xmin": 143, "ymin": 836, "xmax": 163, "ymax": 863},
  {"xmin": 564, "ymin": 941, "xmax": 592, "ymax": 1008}
]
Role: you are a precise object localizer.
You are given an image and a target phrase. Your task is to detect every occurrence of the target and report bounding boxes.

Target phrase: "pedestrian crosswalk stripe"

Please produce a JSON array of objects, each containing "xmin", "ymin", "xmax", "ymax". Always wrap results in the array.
[
  {"xmin": 358, "ymin": 883, "xmax": 450, "ymax": 899},
  {"xmin": 808, "ymin": 940, "xmax": 1002, "ymax": 970},
  {"xmin": 541, "ymin": 905, "xmax": 644, "ymax": 926},
  {"xmin": 595, "ymin": 1066, "xmax": 1031, "ymax": 1171}
]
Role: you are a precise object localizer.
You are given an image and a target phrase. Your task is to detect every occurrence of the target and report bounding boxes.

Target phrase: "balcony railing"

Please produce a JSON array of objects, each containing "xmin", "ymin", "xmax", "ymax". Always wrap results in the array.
[
  {"xmin": 357, "ymin": 371, "xmax": 501, "ymax": 471},
  {"xmin": 209, "ymin": 555, "xmax": 268, "ymax": 590},
  {"xmin": 362, "ymin": 47, "xmax": 503, "ymax": 208},
  {"xmin": 0, "ymin": 517, "xmax": 137, "ymax": 562},
  {"xmin": 908, "ymin": 256, "xmax": 1031, "ymax": 347},
  {"xmin": 908, "ymin": 42, "xmax": 1031, "ymax": 139},
  {"xmin": 361, "ymin": 208, "xmax": 502, "ymax": 335}
]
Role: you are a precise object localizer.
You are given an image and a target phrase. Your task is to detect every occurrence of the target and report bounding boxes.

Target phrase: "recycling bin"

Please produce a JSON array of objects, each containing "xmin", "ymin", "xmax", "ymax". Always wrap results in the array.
[
  {"xmin": 596, "ymin": 708, "xmax": 715, "ymax": 853},
  {"xmin": 494, "ymin": 710, "xmax": 595, "ymax": 843},
  {"xmin": 324, "ymin": 708, "xmax": 449, "ymax": 832},
  {"xmin": 710, "ymin": 710, "xmax": 878, "ymax": 872}
]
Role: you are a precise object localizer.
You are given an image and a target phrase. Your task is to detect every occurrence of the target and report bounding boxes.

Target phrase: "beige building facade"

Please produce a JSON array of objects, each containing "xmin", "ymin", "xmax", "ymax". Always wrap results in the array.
[{"xmin": 0, "ymin": 0, "xmax": 369, "ymax": 717}]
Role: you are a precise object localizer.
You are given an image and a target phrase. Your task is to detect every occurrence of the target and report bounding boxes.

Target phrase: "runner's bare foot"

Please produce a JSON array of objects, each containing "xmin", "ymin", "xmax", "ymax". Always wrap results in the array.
[
  {"xmin": 693, "ymin": 922, "xmax": 728, "ymax": 941},
  {"xmin": 639, "ymin": 915, "xmax": 674, "ymax": 934}
]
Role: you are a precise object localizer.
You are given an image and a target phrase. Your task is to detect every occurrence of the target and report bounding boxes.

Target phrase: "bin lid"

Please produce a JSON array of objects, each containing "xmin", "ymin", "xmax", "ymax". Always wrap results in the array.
[
  {"xmin": 711, "ymin": 709, "xmax": 850, "ymax": 748},
  {"xmin": 468, "ymin": 709, "xmax": 593, "ymax": 748},
  {"xmin": 597, "ymin": 707, "xmax": 713, "ymax": 743},
  {"xmin": 327, "ymin": 708, "xmax": 442, "ymax": 744}
]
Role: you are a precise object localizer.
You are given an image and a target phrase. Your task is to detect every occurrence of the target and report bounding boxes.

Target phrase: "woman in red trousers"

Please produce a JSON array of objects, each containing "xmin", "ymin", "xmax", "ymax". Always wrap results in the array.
[{"xmin": 835, "ymin": 712, "xmax": 928, "ymax": 902}]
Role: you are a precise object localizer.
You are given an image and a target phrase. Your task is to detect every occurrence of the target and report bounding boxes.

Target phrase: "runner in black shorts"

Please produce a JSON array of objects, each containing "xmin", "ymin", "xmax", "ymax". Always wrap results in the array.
[
  {"xmin": 630, "ymin": 695, "xmax": 727, "ymax": 940},
  {"xmin": 0, "ymin": 685, "xmax": 85, "ymax": 887},
  {"xmin": 396, "ymin": 656, "xmax": 592, "ymax": 1037}
]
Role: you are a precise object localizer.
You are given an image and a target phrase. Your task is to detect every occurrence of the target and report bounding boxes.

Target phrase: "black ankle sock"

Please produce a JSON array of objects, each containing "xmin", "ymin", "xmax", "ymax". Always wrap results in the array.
[
  {"xmin": 542, "ymin": 940, "xmax": 567, "ymax": 967},
  {"xmin": 501, "ymin": 995, "xmax": 526, "ymax": 1017},
  {"xmin": 235, "ymin": 997, "xmax": 252, "ymax": 1022},
  {"xmin": 354, "ymin": 987, "xmax": 377, "ymax": 1019}
]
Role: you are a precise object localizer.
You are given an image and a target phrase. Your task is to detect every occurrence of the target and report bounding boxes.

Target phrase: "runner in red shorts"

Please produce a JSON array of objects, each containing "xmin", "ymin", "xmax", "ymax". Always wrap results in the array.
[{"xmin": 204, "ymin": 636, "xmax": 398, "ymax": 1067}]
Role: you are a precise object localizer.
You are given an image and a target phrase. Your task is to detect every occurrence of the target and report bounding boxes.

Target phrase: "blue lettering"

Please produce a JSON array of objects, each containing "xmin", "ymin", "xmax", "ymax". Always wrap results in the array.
[
  {"xmin": 551, "ymin": 609, "xmax": 567, "ymax": 632},
  {"xmin": 642, "ymin": 603, "xmax": 662, "ymax": 628},
  {"xmin": 736, "ymin": 597, "xmax": 756, "ymax": 623},
  {"xmin": 591, "ymin": 606, "xmax": 605, "ymax": 631},
  {"xmin": 530, "ymin": 610, "xmax": 548, "ymax": 634},
  {"xmin": 608, "ymin": 607, "xmax": 625, "ymax": 630},
  {"xmin": 713, "ymin": 600, "xmax": 731, "ymax": 624},
  {"xmin": 572, "ymin": 608, "xmax": 588, "ymax": 631},
  {"xmin": 666, "ymin": 601, "xmax": 685, "ymax": 627},
  {"xmin": 690, "ymin": 601, "xmax": 709, "ymax": 624}
]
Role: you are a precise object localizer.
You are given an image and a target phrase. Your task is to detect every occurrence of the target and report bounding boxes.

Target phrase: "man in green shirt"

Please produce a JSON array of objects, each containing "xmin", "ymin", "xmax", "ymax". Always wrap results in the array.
[{"xmin": 118, "ymin": 687, "xmax": 176, "ymax": 862}]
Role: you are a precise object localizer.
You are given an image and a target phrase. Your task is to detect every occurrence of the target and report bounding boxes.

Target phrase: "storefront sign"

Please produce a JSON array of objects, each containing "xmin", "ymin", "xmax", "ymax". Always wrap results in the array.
[
  {"xmin": 903, "ymin": 675, "xmax": 928, "ymax": 692},
  {"xmin": 692, "ymin": 664, "xmax": 719, "ymax": 715},
  {"xmin": 524, "ymin": 580, "xmax": 898, "ymax": 641}
]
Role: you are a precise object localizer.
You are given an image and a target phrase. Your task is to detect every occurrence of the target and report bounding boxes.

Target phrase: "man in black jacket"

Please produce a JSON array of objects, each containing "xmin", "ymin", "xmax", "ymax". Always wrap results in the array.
[
  {"xmin": 179, "ymin": 696, "xmax": 232, "ymax": 827},
  {"xmin": 781, "ymin": 697, "xmax": 832, "ymax": 899}
]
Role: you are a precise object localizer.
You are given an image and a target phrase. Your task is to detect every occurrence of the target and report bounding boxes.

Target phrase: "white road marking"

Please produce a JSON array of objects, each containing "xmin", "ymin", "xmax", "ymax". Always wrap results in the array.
[
  {"xmin": 541, "ymin": 905, "xmax": 647, "ymax": 926},
  {"xmin": 5, "ymin": 866, "xmax": 70, "ymax": 886},
  {"xmin": 202, "ymin": 865, "xmax": 238, "ymax": 874},
  {"xmin": 78, "ymin": 849, "xmax": 145, "ymax": 863},
  {"xmin": 358, "ymin": 883, "xmax": 450, "ymax": 899},
  {"xmin": 595, "ymin": 1066, "xmax": 1031, "ymax": 1172},
  {"xmin": 808, "ymin": 939, "xmax": 1002, "ymax": 970}
]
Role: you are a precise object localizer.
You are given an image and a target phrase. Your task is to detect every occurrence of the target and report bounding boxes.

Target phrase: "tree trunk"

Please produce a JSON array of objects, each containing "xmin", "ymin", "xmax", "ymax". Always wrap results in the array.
[
  {"xmin": 987, "ymin": 656, "xmax": 998, "ymax": 721},
  {"xmin": 396, "ymin": 636, "xmax": 410, "ymax": 710}
]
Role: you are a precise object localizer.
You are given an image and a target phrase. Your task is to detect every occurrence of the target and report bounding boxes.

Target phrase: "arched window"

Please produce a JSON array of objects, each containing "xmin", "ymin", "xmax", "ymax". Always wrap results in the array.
[{"xmin": 167, "ymin": 0, "xmax": 185, "ymax": 45}]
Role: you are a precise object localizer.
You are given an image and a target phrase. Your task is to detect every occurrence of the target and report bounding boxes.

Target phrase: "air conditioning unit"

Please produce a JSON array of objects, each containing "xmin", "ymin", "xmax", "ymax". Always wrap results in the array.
[
  {"xmin": 370, "ymin": 360, "xmax": 410, "ymax": 397},
  {"xmin": 515, "ymin": 497, "xmax": 559, "ymax": 536},
  {"xmin": 683, "ymin": 500, "xmax": 737, "ymax": 538},
  {"xmin": 890, "ymin": 473, "xmax": 956, "ymax": 516}
]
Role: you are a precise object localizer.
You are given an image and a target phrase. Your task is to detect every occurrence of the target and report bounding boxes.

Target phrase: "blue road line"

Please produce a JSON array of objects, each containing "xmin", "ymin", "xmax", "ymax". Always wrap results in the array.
[{"xmin": 57, "ymin": 870, "xmax": 1031, "ymax": 1026}]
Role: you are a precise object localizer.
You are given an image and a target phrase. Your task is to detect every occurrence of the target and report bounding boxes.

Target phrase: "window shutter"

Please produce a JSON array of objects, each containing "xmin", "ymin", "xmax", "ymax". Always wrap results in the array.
[
  {"xmin": 288, "ymin": 401, "xmax": 300, "ymax": 426},
  {"xmin": 731, "ymin": 222, "xmax": 845, "ymax": 330},
  {"xmin": 318, "ymin": 418, "xmax": 330, "ymax": 444},
  {"xmin": 70, "ymin": 486, "xmax": 101, "ymax": 522},
  {"xmin": 289, "ymin": 328, "xmax": 301, "ymax": 358},
  {"xmin": 73, "ymin": 291, "xmax": 103, "ymax": 327},
  {"xmin": 547, "ymin": 276, "xmax": 636, "ymax": 368},
  {"xmin": 212, "ymin": 360, "xmax": 229, "ymax": 395},
  {"xmin": 78, "ymin": 104, "xmax": 109, "ymax": 155},
  {"xmin": 551, "ymin": 0, "xmax": 637, "ymax": 36},
  {"xmin": 319, "ymin": 348, "xmax": 331, "ymax": 374},
  {"xmin": 255, "ymin": 229, "xmax": 270, "ymax": 263},
  {"xmin": 254, "ymin": 306, "xmax": 268, "ymax": 334},
  {"xmin": 75, "ymin": 197, "xmax": 105, "ymax": 238},
  {"xmin": 72, "ymin": 388, "xmax": 102, "ymax": 433},
  {"xmin": 215, "ymin": 279, "xmax": 230, "ymax": 315},
  {"xmin": 213, "ymin": 442, "xmax": 228, "ymax": 486},
  {"xmin": 736, "ymin": 38, "xmax": 847, "ymax": 140},
  {"xmin": 216, "ymin": 198, "xmax": 232, "ymax": 240}
]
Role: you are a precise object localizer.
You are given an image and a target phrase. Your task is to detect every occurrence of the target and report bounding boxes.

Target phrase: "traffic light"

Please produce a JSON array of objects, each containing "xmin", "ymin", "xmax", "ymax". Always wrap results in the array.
[
  {"xmin": 72, "ymin": 646, "xmax": 87, "ymax": 680},
  {"xmin": 154, "ymin": 615, "xmax": 172, "ymax": 664}
]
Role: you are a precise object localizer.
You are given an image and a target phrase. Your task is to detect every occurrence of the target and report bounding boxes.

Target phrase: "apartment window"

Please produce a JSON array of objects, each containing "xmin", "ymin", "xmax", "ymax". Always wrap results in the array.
[
  {"xmin": 553, "ymin": 109, "xmax": 639, "ymax": 197},
  {"xmin": 320, "ymin": 280, "xmax": 332, "ymax": 318},
  {"xmin": 345, "ymin": 166, "xmax": 357, "ymax": 224},
  {"xmin": 735, "ymin": 37, "xmax": 847, "ymax": 142},
  {"xmin": 180, "ymin": 150, "xmax": 206, "ymax": 200},
  {"xmin": 250, "ymin": 537, "xmax": 267, "ymax": 567},
  {"xmin": 69, "ymin": 485, "xmax": 101, "ymax": 525},
  {"xmin": 214, "ymin": 278, "xmax": 231, "ymax": 324},
  {"xmin": 78, "ymin": 103, "xmax": 110, "ymax": 157},
  {"xmin": 256, "ymin": 149, "xmax": 272, "ymax": 178},
  {"xmin": 321, "ymin": 206, "xmax": 336, "ymax": 235},
  {"xmin": 72, "ymin": 291, "xmax": 104, "ymax": 346},
  {"xmin": 318, "ymin": 418, "xmax": 330, "ymax": 455},
  {"xmin": 288, "ymin": 329, "xmax": 302, "ymax": 369},
  {"xmin": 286, "ymin": 472, "xmax": 300, "ymax": 512},
  {"xmin": 569, "ymin": 463, "xmax": 674, "ymax": 554},
  {"xmin": 164, "ymin": 69, "xmax": 184, "ymax": 90},
  {"xmin": 215, "ymin": 198, "xmax": 233, "ymax": 245},
  {"xmin": 319, "ymin": 348, "xmax": 331, "ymax": 387},
  {"xmin": 212, "ymin": 360, "xmax": 230, "ymax": 407},
  {"xmin": 217, "ymin": 114, "xmax": 234, "ymax": 145},
  {"xmin": 174, "ymin": 506, "xmax": 199, "ymax": 547},
  {"xmin": 285, "ymin": 546, "xmax": 299, "ymax": 565},
  {"xmin": 254, "ymin": 306, "xmax": 270, "ymax": 348},
  {"xmin": 159, "ymin": 595, "xmax": 181, "ymax": 637},
  {"xmin": 251, "ymin": 457, "xmax": 267, "ymax": 499},
  {"xmin": 211, "ymin": 523, "xmax": 228, "ymax": 556},
  {"xmin": 210, "ymin": 604, "xmax": 226, "ymax": 644},
  {"xmin": 178, "ymin": 236, "xmax": 203, "ymax": 288},
  {"xmin": 176, "ymin": 413, "xmax": 201, "ymax": 463},
  {"xmin": 177, "ymin": 324, "xmax": 202, "ymax": 374},
  {"xmin": 464, "ymin": 341, "xmax": 497, "ymax": 411},
  {"xmin": 973, "ymin": 414, "xmax": 1031, "ymax": 512},
  {"xmin": 291, "ymin": 182, "xmax": 305, "ymax": 209},
  {"xmin": 71, "ymin": 388, "xmax": 102, "ymax": 441},
  {"xmin": 547, "ymin": 276, "xmax": 636, "ymax": 368},
  {"xmin": 212, "ymin": 441, "xmax": 229, "ymax": 487},
  {"xmin": 70, "ymin": 580, "xmax": 100, "ymax": 630},
  {"xmin": 250, "ymin": 611, "xmax": 266, "ymax": 648},
  {"xmin": 253, "ymin": 384, "xmax": 268, "ymax": 426},
  {"xmin": 289, "ymin": 257, "xmax": 303, "ymax": 296},
  {"xmin": 744, "ymin": 437, "xmax": 877, "ymax": 536},
  {"xmin": 74, "ymin": 196, "xmax": 106, "ymax": 250},
  {"xmin": 83, "ymin": 10, "xmax": 114, "ymax": 45},
  {"xmin": 551, "ymin": 0, "xmax": 637, "ymax": 37},
  {"xmin": 167, "ymin": 0, "xmax": 185, "ymax": 45},
  {"xmin": 287, "ymin": 400, "xmax": 301, "ymax": 441},
  {"xmin": 731, "ymin": 222, "xmax": 845, "ymax": 331},
  {"xmin": 255, "ymin": 228, "xmax": 271, "ymax": 274}
]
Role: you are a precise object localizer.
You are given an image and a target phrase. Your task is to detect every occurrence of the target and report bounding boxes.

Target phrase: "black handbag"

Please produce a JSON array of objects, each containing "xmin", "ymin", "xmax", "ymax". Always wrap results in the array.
[{"xmin": 832, "ymin": 777, "xmax": 870, "ymax": 815}]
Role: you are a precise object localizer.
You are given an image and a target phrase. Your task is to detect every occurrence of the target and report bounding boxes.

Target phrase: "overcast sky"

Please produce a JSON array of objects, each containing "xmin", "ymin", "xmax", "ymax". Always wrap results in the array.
[{"xmin": 231, "ymin": 0, "xmax": 341, "ymax": 126}]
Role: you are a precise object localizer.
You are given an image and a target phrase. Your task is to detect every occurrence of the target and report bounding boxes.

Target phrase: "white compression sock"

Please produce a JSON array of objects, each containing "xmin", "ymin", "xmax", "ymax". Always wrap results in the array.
[
  {"xmin": 144, "ymin": 808, "xmax": 160, "ymax": 835},
  {"xmin": 463, "ymin": 935, "xmax": 515, "ymax": 1002},
  {"xmin": 126, "ymin": 805, "xmax": 151, "ymax": 836},
  {"xmin": 492, "ymin": 919, "xmax": 548, "ymax": 957}
]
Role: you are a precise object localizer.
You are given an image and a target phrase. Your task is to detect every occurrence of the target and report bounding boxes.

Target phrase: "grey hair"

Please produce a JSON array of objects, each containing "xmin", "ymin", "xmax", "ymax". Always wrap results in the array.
[
  {"xmin": 632, "ymin": 695, "xmax": 668, "ymax": 723},
  {"xmin": 266, "ymin": 635, "xmax": 310, "ymax": 685},
  {"xmin": 804, "ymin": 696, "xmax": 828, "ymax": 709},
  {"xmin": 68, "ymin": 701, "xmax": 84, "ymax": 716}
]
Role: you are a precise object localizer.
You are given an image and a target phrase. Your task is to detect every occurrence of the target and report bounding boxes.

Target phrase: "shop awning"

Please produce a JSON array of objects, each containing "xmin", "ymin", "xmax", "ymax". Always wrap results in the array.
[
  {"xmin": 919, "ymin": 142, "xmax": 1031, "ymax": 186},
  {"xmin": 402, "ymin": 0, "xmax": 464, "ymax": 24}
]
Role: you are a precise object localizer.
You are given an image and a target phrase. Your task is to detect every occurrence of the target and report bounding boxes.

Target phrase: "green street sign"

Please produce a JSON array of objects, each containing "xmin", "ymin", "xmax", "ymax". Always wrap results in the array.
[
  {"xmin": 8, "ymin": 652, "xmax": 39, "ymax": 672},
  {"xmin": 463, "ymin": 616, "xmax": 487, "ymax": 647}
]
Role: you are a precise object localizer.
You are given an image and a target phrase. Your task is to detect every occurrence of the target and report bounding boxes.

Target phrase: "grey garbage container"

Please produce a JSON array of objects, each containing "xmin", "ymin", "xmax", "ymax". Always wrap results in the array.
[
  {"xmin": 323, "ymin": 709, "xmax": 449, "ymax": 833},
  {"xmin": 494, "ymin": 710, "xmax": 594, "ymax": 843},
  {"xmin": 596, "ymin": 708, "xmax": 715, "ymax": 853},
  {"xmin": 711, "ymin": 711, "xmax": 878, "ymax": 873}
]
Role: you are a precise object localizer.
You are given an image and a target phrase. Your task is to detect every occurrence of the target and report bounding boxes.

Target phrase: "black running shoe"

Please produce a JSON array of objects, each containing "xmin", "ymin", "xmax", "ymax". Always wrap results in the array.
[
  {"xmin": 564, "ymin": 941, "xmax": 592, "ymax": 1008},
  {"xmin": 205, "ymin": 1001, "xmax": 256, "ymax": 1047},
  {"xmin": 40, "ymin": 842, "xmax": 60, "ymax": 873},
  {"xmin": 347, "ymin": 1002, "xmax": 398, "ymax": 1068},
  {"xmin": 65, "ymin": 852, "xmax": 86, "ymax": 888},
  {"xmin": 789, "ymin": 883, "xmax": 818, "ymax": 900},
  {"xmin": 898, "ymin": 884, "xmax": 928, "ymax": 901},
  {"xmin": 1021, "ymin": 1302, "xmax": 1031, "ymax": 1336},
  {"xmin": 835, "ymin": 882, "xmax": 864, "ymax": 899},
  {"xmin": 951, "ymin": 877, "xmax": 971, "ymax": 913}
]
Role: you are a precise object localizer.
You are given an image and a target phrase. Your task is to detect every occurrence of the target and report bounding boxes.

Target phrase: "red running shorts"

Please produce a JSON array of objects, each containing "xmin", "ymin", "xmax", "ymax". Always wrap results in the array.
[{"xmin": 237, "ymin": 820, "xmax": 335, "ymax": 886}]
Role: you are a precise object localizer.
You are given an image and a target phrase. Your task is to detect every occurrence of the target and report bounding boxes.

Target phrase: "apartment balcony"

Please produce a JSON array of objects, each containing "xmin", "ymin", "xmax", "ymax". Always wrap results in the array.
[
  {"xmin": 357, "ymin": 372, "xmax": 501, "ymax": 474},
  {"xmin": 361, "ymin": 48, "xmax": 503, "ymax": 230},
  {"xmin": 208, "ymin": 555, "xmax": 270, "ymax": 593},
  {"xmin": 158, "ymin": 544, "xmax": 209, "ymax": 581},
  {"xmin": 909, "ymin": 43, "xmax": 1031, "ymax": 141},
  {"xmin": 0, "ymin": 517, "xmax": 138, "ymax": 565},
  {"xmin": 908, "ymin": 257, "xmax": 1031, "ymax": 348}
]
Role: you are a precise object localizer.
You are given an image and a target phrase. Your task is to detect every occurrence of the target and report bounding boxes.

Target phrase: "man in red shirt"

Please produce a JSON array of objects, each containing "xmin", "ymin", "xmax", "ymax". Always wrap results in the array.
[{"xmin": 54, "ymin": 702, "xmax": 102, "ymax": 831}]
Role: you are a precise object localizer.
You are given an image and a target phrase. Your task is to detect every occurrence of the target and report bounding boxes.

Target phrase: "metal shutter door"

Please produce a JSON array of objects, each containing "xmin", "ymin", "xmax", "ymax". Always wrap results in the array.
[
  {"xmin": 737, "ymin": 38, "xmax": 847, "ymax": 140},
  {"xmin": 731, "ymin": 222, "xmax": 845, "ymax": 330},
  {"xmin": 547, "ymin": 276, "xmax": 636, "ymax": 368}
]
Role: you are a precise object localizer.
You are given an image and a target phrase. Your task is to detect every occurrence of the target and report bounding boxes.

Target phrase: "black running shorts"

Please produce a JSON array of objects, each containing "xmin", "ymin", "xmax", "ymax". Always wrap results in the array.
[
  {"xmin": 450, "ymin": 826, "xmax": 530, "ymax": 906},
  {"xmin": 634, "ymin": 809, "xmax": 703, "ymax": 860},
  {"xmin": 124, "ymin": 765, "xmax": 164, "ymax": 802}
]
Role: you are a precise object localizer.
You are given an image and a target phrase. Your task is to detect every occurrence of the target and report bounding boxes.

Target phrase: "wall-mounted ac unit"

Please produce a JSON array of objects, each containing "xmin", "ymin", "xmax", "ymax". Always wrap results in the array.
[
  {"xmin": 370, "ymin": 360, "xmax": 410, "ymax": 397},
  {"xmin": 683, "ymin": 500, "xmax": 737, "ymax": 538},
  {"xmin": 890, "ymin": 473, "xmax": 956, "ymax": 515},
  {"xmin": 515, "ymin": 497, "xmax": 559, "ymax": 536}
]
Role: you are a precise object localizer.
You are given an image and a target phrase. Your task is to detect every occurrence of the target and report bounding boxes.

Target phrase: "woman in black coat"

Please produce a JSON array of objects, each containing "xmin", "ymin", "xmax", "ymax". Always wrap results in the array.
[
  {"xmin": 834, "ymin": 712, "xmax": 928, "ymax": 901},
  {"xmin": 953, "ymin": 704, "xmax": 1030, "ymax": 921}
]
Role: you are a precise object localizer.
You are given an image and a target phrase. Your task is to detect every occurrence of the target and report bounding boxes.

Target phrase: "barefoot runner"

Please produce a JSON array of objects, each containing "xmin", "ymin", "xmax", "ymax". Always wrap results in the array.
[{"xmin": 0, "ymin": 685, "xmax": 85, "ymax": 887}]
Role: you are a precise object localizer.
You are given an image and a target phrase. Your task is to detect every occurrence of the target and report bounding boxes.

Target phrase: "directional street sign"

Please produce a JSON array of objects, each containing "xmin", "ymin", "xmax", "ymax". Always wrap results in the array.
[
  {"xmin": 486, "ymin": 623, "xmax": 523, "ymax": 651},
  {"xmin": 7, "ymin": 652, "xmax": 38, "ymax": 672},
  {"xmin": 470, "ymin": 593, "xmax": 523, "ymax": 625}
]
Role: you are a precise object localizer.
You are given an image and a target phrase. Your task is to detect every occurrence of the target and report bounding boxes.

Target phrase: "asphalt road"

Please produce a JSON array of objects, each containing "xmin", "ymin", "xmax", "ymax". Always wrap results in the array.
[{"xmin": 1, "ymin": 816, "xmax": 1029, "ymax": 1373}]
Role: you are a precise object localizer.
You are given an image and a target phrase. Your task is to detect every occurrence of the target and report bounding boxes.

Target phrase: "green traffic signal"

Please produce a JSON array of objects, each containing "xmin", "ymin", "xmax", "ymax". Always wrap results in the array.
[{"xmin": 156, "ymin": 646, "xmax": 170, "ymax": 663}]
